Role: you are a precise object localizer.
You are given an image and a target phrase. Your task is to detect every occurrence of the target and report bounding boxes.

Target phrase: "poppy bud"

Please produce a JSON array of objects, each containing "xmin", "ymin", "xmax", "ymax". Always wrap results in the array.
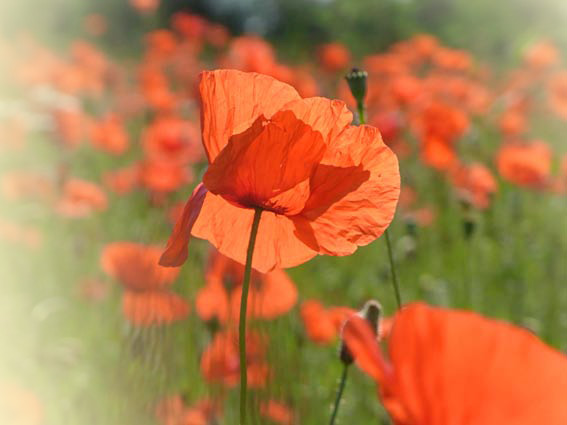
[
  {"xmin": 339, "ymin": 300, "xmax": 382, "ymax": 365},
  {"xmin": 345, "ymin": 68, "xmax": 368, "ymax": 107}
]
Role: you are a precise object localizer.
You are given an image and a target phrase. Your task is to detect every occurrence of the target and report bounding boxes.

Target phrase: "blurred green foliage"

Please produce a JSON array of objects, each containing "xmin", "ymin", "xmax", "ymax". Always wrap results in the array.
[{"xmin": 2, "ymin": 0, "xmax": 567, "ymax": 65}]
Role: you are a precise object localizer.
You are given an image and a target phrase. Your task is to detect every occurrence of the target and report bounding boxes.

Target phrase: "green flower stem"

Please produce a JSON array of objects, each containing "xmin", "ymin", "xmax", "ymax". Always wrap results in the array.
[
  {"xmin": 329, "ymin": 363, "xmax": 349, "ymax": 425},
  {"xmin": 239, "ymin": 207, "xmax": 263, "ymax": 425},
  {"xmin": 385, "ymin": 228, "xmax": 402, "ymax": 309}
]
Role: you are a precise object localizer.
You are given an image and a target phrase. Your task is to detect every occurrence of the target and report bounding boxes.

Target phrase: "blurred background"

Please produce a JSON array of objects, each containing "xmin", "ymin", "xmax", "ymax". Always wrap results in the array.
[{"xmin": 0, "ymin": 1, "xmax": 566, "ymax": 424}]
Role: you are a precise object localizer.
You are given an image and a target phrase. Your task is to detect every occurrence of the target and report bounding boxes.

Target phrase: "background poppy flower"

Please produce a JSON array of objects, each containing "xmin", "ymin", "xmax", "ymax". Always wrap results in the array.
[
  {"xmin": 343, "ymin": 302, "xmax": 567, "ymax": 425},
  {"xmin": 56, "ymin": 178, "xmax": 108, "ymax": 218},
  {"xmin": 497, "ymin": 141, "xmax": 551, "ymax": 189},
  {"xmin": 160, "ymin": 69, "xmax": 400, "ymax": 273},
  {"xmin": 195, "ymin": 249, "xmax": 297, "ymax": 323},
  {"xmin": 200, "ymin": 330, "xmax": 269, "ymax": 388}
]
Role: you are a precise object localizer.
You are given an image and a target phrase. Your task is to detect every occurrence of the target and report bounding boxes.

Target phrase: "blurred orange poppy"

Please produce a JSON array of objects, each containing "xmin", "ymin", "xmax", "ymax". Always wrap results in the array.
[
  {"xmin": 89, "ymin": 114, "xmax": 129, "ymax": 155},
  {"xmin": 196, "ymin": 249, "xmax": 297, "ymax": 323},
  {"xmin": 300, "ymin": 300, "xmax": 356, "ymax": 344},
  {"xmin": 343, "ymin": 302, "xmax": 567, "ymax": 425},
  {"xmin": 259, "ymin": 400, "xmax": 294, "ymax": 425},
  {"xmin": 160, "ymin": 69, "xmax": 400, "ymax": 273},
  {"xmin": 101, "ymin": 242, "xmax": 187, "ymax": 326},
  {"xmin": 200, "ymin": 330, "xmax": 269, "ymax": 388},
  {"xmin": 497, "ymin": 141, "xmax": 551, "ymax": 189},
  {"xmin": 548, "ymin": 71, "xmax": 567, "ymax": 120},
  {"xmin": 56, "ymin": 178, "xmax": 107, "ymax": 218},
  {"xmin": 142, "ymin": 116, "xmax": 203, "ymax": 165},
  {"xmin": 318, "ymin": 42, "xmax": 351, "ymax": 73},
  {"xmin": 451, "ymin": 162, "xmax": 498, "ymax": 209}
]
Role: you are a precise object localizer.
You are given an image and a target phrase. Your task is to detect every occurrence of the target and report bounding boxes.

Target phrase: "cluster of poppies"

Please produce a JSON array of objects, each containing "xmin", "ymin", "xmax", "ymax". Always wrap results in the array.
[{"xmin": 1, "ymin": 3, "xmax": 567, "ymax": 425}]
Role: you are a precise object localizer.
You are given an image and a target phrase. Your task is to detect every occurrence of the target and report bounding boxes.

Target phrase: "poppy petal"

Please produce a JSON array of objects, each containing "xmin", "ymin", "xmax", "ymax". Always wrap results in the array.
[
  {"xmin": 386, "ymin": 303, "xmax": 567, "ymax": 424},
  {"xmin": 294, "ymin": 125, "xmax": 400, "ymax": 256},
  {"xmin": 191, "ymin": 192, "xmax": 317, "ymax": 273},
  {"xmin": 342, "ymin": 315, "xmax": 389, "ymax": 382},
  {"xmin": 199, "ymin": 69, "xmax": 301, "ymax": 163},
  {"xmin": 203, "ymin": 110, "xmax": 326, "ymax": 214},
  {"xmin": 279, "ymin": 97, "xmax": 353, "ymax": 145},
  {"xmin": 159, "ymin": 183, "xmax": 208, "ymax": 267}
]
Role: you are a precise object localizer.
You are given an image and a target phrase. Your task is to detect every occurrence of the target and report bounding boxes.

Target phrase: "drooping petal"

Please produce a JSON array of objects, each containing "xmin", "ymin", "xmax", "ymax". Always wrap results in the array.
[
  {"xmin": 294, "ymin": 125, "xmax": 400, "ymax": 256},
  {"xmin": 203, "ymin": 111, "xmax": 326, "ymax": 214},
  {"xmin": 191, "ymin": 192, "xmax": 317, "ymax": 273},
  {"xmin": 199, "ymin": 69, "xmax": 301, "ymax": 163},
  {"xmin": 159, "ymin": 183, "xmax": 208, "ymax": 267}
]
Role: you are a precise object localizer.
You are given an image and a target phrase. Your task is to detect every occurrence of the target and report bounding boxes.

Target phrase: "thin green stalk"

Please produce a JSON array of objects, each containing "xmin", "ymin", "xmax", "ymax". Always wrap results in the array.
[
  {"xmin": 239, "ymin": 207, "xmax": 263, "ymax": 425},
  {"xmin": 329, "ymin": 364, "xmax": 349, "ymax": 425},
  {"xmin": 357, "ymin": 103, "xmax": 366, "ymax": 125},
  {"xmin": 385, "ymin": 228, "xmax": 402, "ymax": 309}
]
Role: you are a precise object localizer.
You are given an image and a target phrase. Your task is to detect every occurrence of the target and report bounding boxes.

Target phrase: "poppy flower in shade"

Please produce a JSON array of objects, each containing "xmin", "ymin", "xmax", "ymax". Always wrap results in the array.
[
  {"xmin": 547, "ymin": 71, "xmax": 567, "ymax": 120},
  {"xmin": 89, "ymin": 114, "xmax": 129, "ymax": 155},
  {"xmin": 259, "ymin": 400, "xmax": 294, "ymax": 425},
  {"xmin": 196, "ymin": 249, "xmax": 297, "ymax": 323},
  {"xmin": 142, "ymin": 116, "xmax": 203, "ymax": 165},
  {"xmin": 160, "ymin": 69, "xmax": 400, "ymax": 273},
  {"xmin": 317, "ymin": 42, "xmax": 351, "ymax": 73},
  {"xmin": 200, "ymin": 330, "xmax": 269, "ymax": 388},
  {"xmin": 56, "ymin": 178, "xmax": 108, "ymax": 218},
  {"xmin": 496, "ymin": 141, "xmax": 551, "ymax": 189},
  {"xmin": 450, "ymin": 163, "xmax": 498, "ymax": 209},
  {"xmin": 101, "ymin": 242, "xmax": 188, "ymax": 326},
  {"xmin": 343, "ymin": 302, "xmax": 567, "ymax": 425},
  {"xmin": 300, "ymin": 300, "xmax": 356, "ymax": 344}
]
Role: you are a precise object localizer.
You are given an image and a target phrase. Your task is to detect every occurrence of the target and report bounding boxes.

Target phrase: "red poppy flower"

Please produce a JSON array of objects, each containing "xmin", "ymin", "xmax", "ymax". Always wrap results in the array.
[
  {"xmin": 496, "ymin": 141, "xmax": 551, "ymax": 189},
  {"xmin": 138, "ymin": 159, "xmax": 193, "ymax": 194},
  {"xmin": 155, "ymin": 396, "xmax": 220, "ymax": 425},
  {"xmin": 343, "ymin": 302, "xmax": 567, "ymax": 425},
  {"xmin": 200, "ymin": 330, "xmax": 269, "ymax": 388},
  {"xmin": 318, "ymin": 42, "xmax": 351, "ymax": 73},
  {"xmin": 300, "ymin": 300, "xmax": 356, "ymax": 344},
  {"xmin": 450, "ymin": 162, "xmax": 498, "ymax": 209},
  {"xmin": 101, "ymin": 242, "xmax": 188, "ymax": 326},
  {"xmin": 122, "ymin": 291, "xmax": 189, "ymax": 326},
  {"xmin": 89, "ymin": 114, "xmax": 129, "ymax": 155},
  {"xmin": 142, "ymin": 116, "xmax": 203, "ymax": 165},
  {"xmin": 548, "ymin": 71, "xmax": 567, "ymax": 120},
  {"xmin": 101, "ymin": 242, "xmax": 180, "ymax": 291},
  {"xmin": 160, "ymin": 69, "xmax": 400, "ymax": 273},
  {"xmin": 196, "ymin": 249, "xmax": 297, "ymax": 323},
  {"xmin": 56, "ymin": 178, "xmax": 107, "ymax": 218},
  {"xmin": 129, "ymin": 0, "xmax": 159, "ymax": 14},
  {"xmin": 259, "ymin": 400, "xmax": 294, "ymax": 425}
]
